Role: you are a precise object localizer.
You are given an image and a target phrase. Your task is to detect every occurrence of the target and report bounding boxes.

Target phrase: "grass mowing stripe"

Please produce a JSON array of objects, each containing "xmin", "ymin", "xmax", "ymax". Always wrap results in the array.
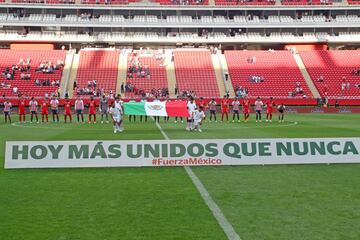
[{"xmin": 154, "ymin": 120, "xmax": 241, "ymax": 240}]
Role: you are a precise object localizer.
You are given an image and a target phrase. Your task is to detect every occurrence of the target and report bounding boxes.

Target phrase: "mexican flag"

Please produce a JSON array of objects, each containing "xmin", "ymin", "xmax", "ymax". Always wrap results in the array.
[{"xmin": 124, "ymin": 101, "xmax": 189, "ymax": 117}]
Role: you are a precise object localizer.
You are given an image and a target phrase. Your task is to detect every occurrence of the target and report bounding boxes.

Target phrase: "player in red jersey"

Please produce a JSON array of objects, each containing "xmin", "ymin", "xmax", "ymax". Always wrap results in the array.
[
  {"xmin": 64, "ymin": 98, "xmax": 72, "ymax": 123},
  {"xmin": 41, "ymin": 97, "xmax": 49, "ymax": 123},
  {"xmin": 266, "ymin": 97, "xmax": 275, "ymax": 122},
  {"xmin": 221, "ymin": 96, "xmax": 230, "ymax": 122},
  {"xmin": 242, "ymin": 98, "xmax": 250, "ymax": 122},
  {"xmin": 18, "ymin": 95, "xmax": 26, "ymax": 123},
  {"xmin": 88, "ymin": 96, "xmax": 97, "ymax": 124}
]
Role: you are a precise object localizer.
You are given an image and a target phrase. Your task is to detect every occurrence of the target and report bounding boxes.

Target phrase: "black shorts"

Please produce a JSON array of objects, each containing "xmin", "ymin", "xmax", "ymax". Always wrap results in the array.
[
  {"xmin": 210, "ymin": 110, "xmax": 216, "ymax": 115},
  {"xmin": 31, "ymin": 111, "xmax": 37, "ymax": 115},
  {"xmin": 233, "ymin": 110, "xmax": 239, "ymax": 114},
  {"xmin": 256, "ymin": 110, "xmax": 262, "ymax": 115},
  {"xmin": 76, "ymin": 110, "xmax": 83, "ymax": 115},
  {"xmin": 4, "ymin": 111, "xmax": 10, "ymax": 116},
  {"xmin": 278, "ymin": 110, "xmax": 284, "ymax": 114},
  {"xmin": 51, "ymin": 109, "xmax": 58, "ymax": 114}
]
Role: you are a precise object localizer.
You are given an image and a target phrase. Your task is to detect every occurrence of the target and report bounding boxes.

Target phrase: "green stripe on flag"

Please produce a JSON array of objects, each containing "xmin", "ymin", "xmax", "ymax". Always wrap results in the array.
[{"xmin": 124, "ymin": 102, "xmax": 146, "ymax": 115}]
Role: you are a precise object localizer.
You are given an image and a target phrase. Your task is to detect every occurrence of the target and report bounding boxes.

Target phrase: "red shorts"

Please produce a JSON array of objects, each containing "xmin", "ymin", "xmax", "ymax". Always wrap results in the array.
[
  {"xmin": 89, "ymin": 109, "xmax": 96, "ymax": 115},
  {"xmin": 267, "ymin": 108, "xmax": 273, "ymax": 114},
  {"xmin": 19, "ymin": 109, "xmax": 26, "ymax": 115},
  {"xmin": 243, "ymin": 108, "xmax": 250, "ymax": 114},
  {"xmin": 65, "ymin": 111, "xmax": 71, "ymax": 115},
  {"xmin": 42, "ymin": 110, "xmax": 48, "ymax": 115},
  {"xmin": 221, "ymin": 109, "xmax": 228, "ymax": 113}
]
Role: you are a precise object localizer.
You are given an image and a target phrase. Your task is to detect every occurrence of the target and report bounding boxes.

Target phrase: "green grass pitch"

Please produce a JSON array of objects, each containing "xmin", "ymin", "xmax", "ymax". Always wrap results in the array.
[{"xmin": 0, "ymin": 113, "xmax": 360, "ymax": 240}]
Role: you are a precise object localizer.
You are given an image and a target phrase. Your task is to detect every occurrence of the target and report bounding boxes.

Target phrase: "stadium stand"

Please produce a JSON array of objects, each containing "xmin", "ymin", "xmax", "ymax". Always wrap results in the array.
[
  {"xmin": 173, "ymin": 50, "xmax": 220, "ymax": 98},
  {"xmin": 281, "ymin": 0, "xmax": 332, "ymax": 5},
  {"xmin": 224, "ymin": 50, "xmax": 312, "ymax": 98},
  {"xmin": 215, "ymin": 0, "xmax": 275, "ymax": 5},
  {"xmin": 125, "ymin": 54, "xmax": 168, "ymax": 98},
  {"xmin": 75, "ymin": 49, "xmax": 119, "ymax": 96},
  {"xmin": 151, "ymin": 0, "xmax": 208, "ymax": 5},
  {"xmin": 299, "ymin": 50, "xmax": 360, "ymax": 99},
  {"xmin": 0, "ymin": 50, "xmax": 65, "ymax": 98}
]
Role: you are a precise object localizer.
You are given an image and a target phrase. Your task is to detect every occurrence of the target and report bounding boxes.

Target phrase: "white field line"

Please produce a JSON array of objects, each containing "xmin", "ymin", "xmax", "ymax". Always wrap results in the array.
[{"xmin": 154, "ymin": 120, "xmax": 241, "ymax": 240}]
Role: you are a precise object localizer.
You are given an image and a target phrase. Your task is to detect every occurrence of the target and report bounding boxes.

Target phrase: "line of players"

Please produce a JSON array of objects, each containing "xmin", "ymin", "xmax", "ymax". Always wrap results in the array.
[
  {"xmin": 2, "ymin": 95, "xmax": 286, "ymax": 126},
  {"xmin": 2, "ymin": 95, "xmax": 112, "ymax": 124},
  {"xmin": 184, "ymin": 96, "xmax": 286, "ymax": 132}
]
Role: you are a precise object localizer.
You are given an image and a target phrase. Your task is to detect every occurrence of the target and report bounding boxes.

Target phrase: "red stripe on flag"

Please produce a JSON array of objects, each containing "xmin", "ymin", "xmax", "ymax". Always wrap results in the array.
[{"xmin": 165, "ymin": 101, "xmax": 189, "ymax": 117}]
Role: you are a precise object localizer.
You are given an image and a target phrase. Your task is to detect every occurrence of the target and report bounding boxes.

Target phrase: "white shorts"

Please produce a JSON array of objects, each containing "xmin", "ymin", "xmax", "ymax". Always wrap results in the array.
[
  {"xmin": 194, "ymin": 120, "xmax": 202, "ymax": 126},
  {"xmin": 113, "ymin": 117, "xmax": 121, "ymax": 123}
]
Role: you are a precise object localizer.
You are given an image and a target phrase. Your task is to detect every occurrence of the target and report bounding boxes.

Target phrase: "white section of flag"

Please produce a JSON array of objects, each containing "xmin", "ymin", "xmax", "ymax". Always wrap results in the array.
[{"xmin": 145, "ymin": 101, "xmax": 167, "ymax": 116}]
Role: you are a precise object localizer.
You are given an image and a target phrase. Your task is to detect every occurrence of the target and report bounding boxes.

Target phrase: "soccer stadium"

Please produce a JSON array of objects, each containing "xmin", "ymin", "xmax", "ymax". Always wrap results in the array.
[{"xmin": 1, "ymin": 0, "xmax": 360, "ymax": 239}]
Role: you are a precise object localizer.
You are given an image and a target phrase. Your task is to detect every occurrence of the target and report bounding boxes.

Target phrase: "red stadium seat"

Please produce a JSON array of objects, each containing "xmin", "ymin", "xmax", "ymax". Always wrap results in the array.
[
  {"xmin": 225, "ymin": 50, "xmax": 312, "ymax": 98},
  {"xmin": 126, "ymin": 55, "xmax": 168, "ymax": 98},
  {"xmin": 299, "ymin": 50, "xmax": 360, "ymax": 99},
  {"xmin": 76, "ymin": 50, "xmax": 119, "ymax": 95},
  {"xmin": 173, "ymin": 51, "xmax": 220, "ymax": 98},
  {"xmin": 0, "ymin": 50, "xmax": 66, "ymax": 98}
]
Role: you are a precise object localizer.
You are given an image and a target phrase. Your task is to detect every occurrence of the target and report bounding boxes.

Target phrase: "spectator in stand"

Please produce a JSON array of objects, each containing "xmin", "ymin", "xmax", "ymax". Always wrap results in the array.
[
  {"xmin": 13, "ymin": 86, "xmax": 18, "ymax": 95},
  {"xmin": 341, "ymin": 78, "xmax": 346, "ymax": 93}
]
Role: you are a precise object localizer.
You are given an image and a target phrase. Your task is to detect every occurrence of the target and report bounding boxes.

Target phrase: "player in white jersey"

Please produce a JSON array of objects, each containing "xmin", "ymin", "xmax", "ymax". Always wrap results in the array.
[
  {"xmin": 114, "ymin": 96, "xmax": 124, "ymax": 130},
  {"xmin": 193, "ymin": 106, "xmax": 206, "ymax": 132},
  {"xmin": 186, "ymin": 97, "xmax": 197, "ymax": 131},
  {"xmin": 109, "ymin": 102, "xmax": 123, "ymax": 133}
]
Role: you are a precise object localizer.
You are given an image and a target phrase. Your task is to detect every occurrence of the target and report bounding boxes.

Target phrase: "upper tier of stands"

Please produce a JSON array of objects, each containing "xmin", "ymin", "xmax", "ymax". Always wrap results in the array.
[
  {"xmin": 4, "ymin": 0, "xmax": 341, "ymax": 4},
  {"xmin": 76, "ymin": 49, "xmax": 119, "ymax": 95},
  {"xmin": 225, "ymin": 50, "xmax": 312, "ymax": 98},
  {"xmin": 173, "ymin": 50, "xmax": 219, "ymax": 98},
  {"xmin": 126, "ymin": 54, "xmax": 168, "ymax": 98},
  {"xmin": 0, "ymin": 50, "xmax": 65, "ymax": 97},
  {"xmin": 299, "ymin": 50, "xmax": 360, "ymax": 99}
]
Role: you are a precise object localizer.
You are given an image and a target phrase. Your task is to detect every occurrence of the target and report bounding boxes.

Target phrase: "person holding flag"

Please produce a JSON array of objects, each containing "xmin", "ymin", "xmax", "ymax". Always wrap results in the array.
[{"xmin": 186, "ymin": 97, "xmax": 197, "ymax": 131}]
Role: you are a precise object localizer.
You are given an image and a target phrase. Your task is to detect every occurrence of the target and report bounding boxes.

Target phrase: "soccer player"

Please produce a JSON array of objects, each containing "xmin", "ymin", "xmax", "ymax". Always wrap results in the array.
[
  {"xmin": 18, "ymin": 95, "xmax": 26, "ymax": 123},
  {"xmin": 164, "ymin": 97, "xmax": 171, "ymax": 122},
  {"xmin": 254, "ymin": 97, "xmax": 264, "ymax": 123},
  {"xmin": 88, "ymin": 96, "xmax": 97, "ymax": 124},
  {"xmin": 198, "ymin": 97, "xmax": 207, "ymax": 120},
  {"xmin": 109, "ymin": 101, "xmax": 123, "ymax": 133},
  {"xmin": 29, "ymin": 97, "xmax": 39, "ymax": 123},
  {"xmin": 128, "ymin": 99, "xmax": 137, "ymax": 122},
  {"xmin": 208, "ymin": 98, "xmax": 217, "ymax": 122},
  {"xmin": 153, "ymin": 96, "xmax": 160, "ymax": 123},
  {"xmin": 75, "ymin": 96, "xmax": 84, "ymax": 123},
  {"xmin": 139, "ymin": 97, "xmax": 147, "ymax": 122},
  {"xmin": 50, "ymin": 96, "xmax": 60, "ymax": 123},
  {"xmin": 100, "ymin": 95, "xmax": 109, "ymax": 124},
  {"xmin": 174, "ymin": 96, "xmax": 183, "ymax": 123},
  {"xmin": 221, "ymin": 96, "xmax": 230, "ymax": 122},
  {"xmin": 266, "ymin": 97, "xmax": 275, "ymax": 122},
  {"xmin": 242, "ymin": 98, "xmax": 250, "ymax": 122},
  {"xmin": 64, "ymin": 98, "xmax": 72, "ymax": 123},
  {"xmin": 193, "ymin": 106, "xmax": 206, "ymax": 132},
  {"xmin": 114, "ymin": 96, "xmax": 125, "ymax": 130},
  {"xmin": 186, "ymin": 97, "xmax": 197, "ymax": 131},
  {"xmin": 41, "ymin": 98, "xmax": 49, "ymax": 123},
  {"xmin": 3, "ymin": 98, "xmax": 12, "ymax": 124},
  {"xmin": 232, "ymin": 97, "xmax": 241, "ymax": 122},
  {"xmin": 278, "ymin": 103, "xmax": 286, "ymax": 122}
]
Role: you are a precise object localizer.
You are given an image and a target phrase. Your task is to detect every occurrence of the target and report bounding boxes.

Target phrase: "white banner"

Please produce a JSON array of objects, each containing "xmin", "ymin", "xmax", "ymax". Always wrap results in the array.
[{"xmin": 4, "ymin": 138, "xmax": 360, "ymax": 169}]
